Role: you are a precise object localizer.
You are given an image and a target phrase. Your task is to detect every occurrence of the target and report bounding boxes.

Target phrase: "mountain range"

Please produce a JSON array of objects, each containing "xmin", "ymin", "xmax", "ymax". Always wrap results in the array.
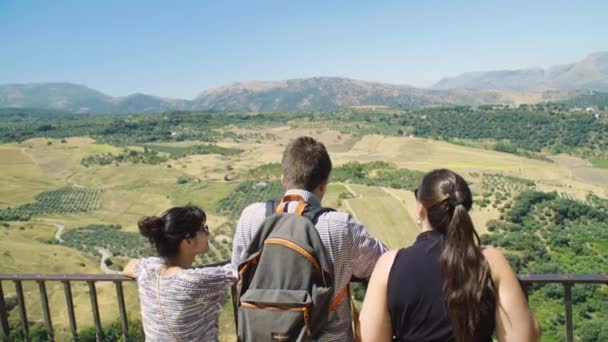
[
  {"xmin": 1, "ymin": 52, "xmax": 606, "ymax": 114},
  {"xmin": 433, "ymin": 52, "xmax": 608, "ymax": 92}
]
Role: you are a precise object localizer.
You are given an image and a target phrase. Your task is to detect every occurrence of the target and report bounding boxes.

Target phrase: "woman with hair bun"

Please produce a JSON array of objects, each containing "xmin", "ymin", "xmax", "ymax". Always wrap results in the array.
[
  {"xmin": 123, "ymin": 206, "xmax": 236, "ymax": 342},
  {"xmin": 360, "ymin": 169, "xmax": 541, "ymax": 342}
]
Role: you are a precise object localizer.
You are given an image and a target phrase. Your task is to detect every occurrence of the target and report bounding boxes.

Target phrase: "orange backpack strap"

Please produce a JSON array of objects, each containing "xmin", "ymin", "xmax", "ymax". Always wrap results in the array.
[
  {"xmin": 276, "ymin": 194, "xmax": 307, "ymax": 215},
  {"xmin": 329, "ymin": 286, "xmax": 349, "ymax": 311},
  {"xmin": 329, "ymin": 285, "xmax": 362, "ymax": 341}
]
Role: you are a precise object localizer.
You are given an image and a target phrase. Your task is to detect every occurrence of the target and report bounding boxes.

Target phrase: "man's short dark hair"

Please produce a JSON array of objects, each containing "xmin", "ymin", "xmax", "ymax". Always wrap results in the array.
[{"xmin": 281, "ymin": 136, "xmax": 332, "ymax": 191}]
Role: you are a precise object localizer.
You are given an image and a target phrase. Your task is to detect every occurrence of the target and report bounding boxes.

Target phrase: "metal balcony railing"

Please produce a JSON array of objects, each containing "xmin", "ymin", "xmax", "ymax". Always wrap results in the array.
[
  {"xmin": 0, "ymin": 273, "xmax": 133, "ymax": 342},
  {"xmin": 0, "ymin": 270, "xmax": 607, "ymax": 342}
]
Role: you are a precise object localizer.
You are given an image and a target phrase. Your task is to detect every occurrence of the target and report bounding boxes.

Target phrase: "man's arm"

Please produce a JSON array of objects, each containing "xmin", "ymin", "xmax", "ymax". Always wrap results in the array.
[
  {"xmin": 231, "ymin": 216, "xmax": 246, "ymax": 269},
  {"xmin": 347, "ymin": 218, "xmax": 389, "ymax": 279}
]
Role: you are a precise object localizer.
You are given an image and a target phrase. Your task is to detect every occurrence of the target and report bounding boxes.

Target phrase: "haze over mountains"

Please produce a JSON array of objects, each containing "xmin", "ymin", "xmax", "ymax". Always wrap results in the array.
[
  {"xmin": 434, "ymin": 51, "xmax": 608, "ymax": 92},
  {"xmin": 1, "ymin": 52, "xmax": 606, "ymax": 114}
]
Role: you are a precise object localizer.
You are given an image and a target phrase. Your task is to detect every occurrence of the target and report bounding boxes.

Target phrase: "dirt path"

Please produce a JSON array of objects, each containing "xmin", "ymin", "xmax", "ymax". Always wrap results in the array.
[
  {"xmin": 381, "ymin": 187, "xmax": 421, "ymax": 232},
  {"xmin": 340, "ymin": 183, "xmax": 362, "ymax": 221},
  {"xmin": 97, "ymin": 247, "xmax": 120, "ymax": 274},
  {"xmin": 32, "ymin": 220, "xmax": 66, "ymax": 242},
  {"xmin": 342, "ymin": 183, "xmax": 358, "ymax": 197},
  {"xmin": 65, "ymin": 172, "xmax": 86, "ymax": 188},
  {"xmin": 54, "ymin": 223, "xmax": 65, "ymax": 242},
  {"xmin": 342, "ymin": 199, "xmax": 361, "ymax": 222},
  {"xmin": 18, "ymin": 146, "xmax": 39, "ymax": 165}
]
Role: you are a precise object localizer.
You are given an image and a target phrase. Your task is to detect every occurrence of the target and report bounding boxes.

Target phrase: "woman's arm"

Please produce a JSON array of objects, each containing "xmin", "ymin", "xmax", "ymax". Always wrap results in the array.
[
  {"xmin": 188, "ymin": 263, "xmax": 238, "ymax": 290},
  {"xmin": 484, "ymin": 247, "xmax": 541, "ymax": 342},
  {"xmin": 122, "ymin": 259, "xmax": 139, "ymax": 278},
  {"xmin": 359, "ymin": 250, "xmax": 397, "ymax": 342}
]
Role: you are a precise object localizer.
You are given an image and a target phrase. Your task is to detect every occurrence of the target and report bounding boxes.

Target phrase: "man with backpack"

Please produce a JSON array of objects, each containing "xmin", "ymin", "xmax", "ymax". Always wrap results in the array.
[{"xmin": 231, "ymin": 136, "xmax": 388, "ymax": 341}]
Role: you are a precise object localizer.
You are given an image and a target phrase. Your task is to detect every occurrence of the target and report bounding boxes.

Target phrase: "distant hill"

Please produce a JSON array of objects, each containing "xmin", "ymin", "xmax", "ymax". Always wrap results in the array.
[
  {"xmin": 0, "ymin": 78, "xmax": 585, "ymax": 114},
  {"xmin": 434, "ymin": 51, "xmax": 608, "ymax": 92},
  {"xmin": 0, "ymin": 83, "xmax": 113, "ymax": 113},
  {"xmin": 109, "ymin": 93, "xmax": 190, "ymax": 113},
  {"xmin": 0, "ymin": 83, "xmax": 188, "ymax": 114},
  {"xmin": 193, "ymin": 77, "xmax": 436, "ymax": 111}
]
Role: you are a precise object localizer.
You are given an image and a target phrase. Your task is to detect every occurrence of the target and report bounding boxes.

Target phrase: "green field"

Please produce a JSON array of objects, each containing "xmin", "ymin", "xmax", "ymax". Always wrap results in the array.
[
  {"xmin": 591, "ymin": 158, "xmax": 608, "ymax": 169},
  {"xmin": 0, "ymin": 117, "xmax": 607, "ymax": 341},
  {"xmin": 344, "ymin": 184, "xmax": 419, "ymax": 248}
]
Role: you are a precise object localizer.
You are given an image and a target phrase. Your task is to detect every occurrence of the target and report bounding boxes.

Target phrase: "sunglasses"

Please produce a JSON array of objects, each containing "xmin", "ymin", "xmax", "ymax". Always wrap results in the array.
[{"xmin": 200, "ymin": 223, "xmax": 209, "ymax": 234}]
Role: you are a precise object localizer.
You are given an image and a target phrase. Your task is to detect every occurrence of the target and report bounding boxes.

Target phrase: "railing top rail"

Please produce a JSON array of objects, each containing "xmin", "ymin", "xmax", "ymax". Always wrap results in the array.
[
  {"xmin": 518, "ymin": 274, "xmax": 608, "ymax": 284},
  {"xmin": 0, "ymin": 261, "xmax": 233, "ymax": 282},
  {"xmin": 0, "ymin": 273, "xmax": 607, "ymax": 283},
  {"xmin": 0, "ymin": 273, "xmax": 134, "ymax": 281}
]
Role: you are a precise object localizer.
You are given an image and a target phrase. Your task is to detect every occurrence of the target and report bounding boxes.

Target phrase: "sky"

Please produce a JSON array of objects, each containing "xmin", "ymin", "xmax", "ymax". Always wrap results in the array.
[{"xmin": 1, "ymin": 0, "xmax": 607, "ymax": 98}]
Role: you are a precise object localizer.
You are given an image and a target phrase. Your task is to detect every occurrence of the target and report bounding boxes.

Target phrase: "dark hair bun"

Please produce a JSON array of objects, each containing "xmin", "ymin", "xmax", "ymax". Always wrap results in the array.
[{"xmin": 138, "ymin": 216, "xmax": 164, "ymax": 240}]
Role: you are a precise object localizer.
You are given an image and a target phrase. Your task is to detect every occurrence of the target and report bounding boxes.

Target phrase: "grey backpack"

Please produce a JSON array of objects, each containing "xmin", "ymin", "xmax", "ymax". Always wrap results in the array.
[{"xmin": 236, "ymin": 195, "xmax": 335, "ymax": 341}]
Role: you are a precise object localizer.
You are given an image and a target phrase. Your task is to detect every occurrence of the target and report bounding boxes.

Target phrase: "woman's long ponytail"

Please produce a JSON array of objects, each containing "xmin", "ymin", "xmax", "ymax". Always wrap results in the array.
[{"xmin": 417, "ymin": 169, "xmax": 495, "ymax": 342}]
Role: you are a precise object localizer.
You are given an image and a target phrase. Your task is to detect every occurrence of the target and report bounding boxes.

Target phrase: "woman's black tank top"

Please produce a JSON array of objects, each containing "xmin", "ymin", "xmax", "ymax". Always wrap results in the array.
[{"xmin": 387, "ymin": 230, "xmax": 495, "ymax": 342}]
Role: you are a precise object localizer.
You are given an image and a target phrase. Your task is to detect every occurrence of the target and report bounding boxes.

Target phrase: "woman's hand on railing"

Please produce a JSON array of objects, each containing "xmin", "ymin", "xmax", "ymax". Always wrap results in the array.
[{"xmin": 122, "ymin": 259, "xmax": 138, "ymax": 279}]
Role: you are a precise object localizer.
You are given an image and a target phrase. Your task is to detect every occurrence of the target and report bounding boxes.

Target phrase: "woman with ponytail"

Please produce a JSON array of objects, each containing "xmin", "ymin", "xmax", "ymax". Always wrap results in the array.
[
  {"xmin": 360, "ymin": 169, "xmax": 541, "ymax": 342},
  {"xmin": 122, "ymin": 206, "xmax": 236, "ymax": 341}
]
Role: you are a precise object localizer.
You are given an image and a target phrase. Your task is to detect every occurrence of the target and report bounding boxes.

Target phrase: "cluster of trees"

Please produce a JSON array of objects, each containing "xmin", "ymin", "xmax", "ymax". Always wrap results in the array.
[
  {"xmin": 81, "ymin": 148, "xmax": 168, "ymax": 167},
  {"xmin": 145, "ymin": 143, "xmax": 242, "ymax": 158},
  {"xmin": 2, "ymin": 106, "xmax": 606, "ymax": 160},
  {"xmin": 58, "ymin": 224, "xmax": 153, "ymax": 258},
  {"xmin": 0, "ymin": 109, "xmax": 282, "ymax": 145},
  {"xmin": 477, "ymin": 174, "xmax": 535, "ymax": 210},
  {"xmin": 480, "ymin": 190, "xmax": 608, "ymax": 341},
  {"xmin": 216, "ymin": 181, "xmax": 285, "ymax": 220},
  {"xmin": 328, "ymin": 107, "xmax": 606, "ymax": 158},
  {"xmin": 331, "ymin": 161, "xmax": 423, "ymax": 190},
  {"xmin": 81, "ymin": 144, "xmax": 241, "ymax": 168},
  {"xmin": 0, "ymin": 186, "xmax": 102, "ymax": 221}
]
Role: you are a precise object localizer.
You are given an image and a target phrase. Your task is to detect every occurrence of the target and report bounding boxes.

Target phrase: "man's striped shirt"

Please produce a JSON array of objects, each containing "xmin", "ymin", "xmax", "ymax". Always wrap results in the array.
[{"xmin": 231, "ymin": 189, "xmax": 388, "ymax": 341}]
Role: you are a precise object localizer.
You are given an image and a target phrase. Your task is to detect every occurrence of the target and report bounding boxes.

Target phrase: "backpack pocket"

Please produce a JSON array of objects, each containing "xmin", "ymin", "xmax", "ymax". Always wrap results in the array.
[{"xmin": 239, "ymin": 289, "xmax": 313, "ymax": 341}]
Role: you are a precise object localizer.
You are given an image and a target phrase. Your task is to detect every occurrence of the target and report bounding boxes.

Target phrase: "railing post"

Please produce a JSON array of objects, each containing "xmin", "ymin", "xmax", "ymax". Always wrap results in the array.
[
  {"xmin": 114, "ymin": 281, "xmax": 129, "ymax": 341},
  {"xmin": 87, "ymin": 281, "xmax": 103, "ymax": 341},
  {"xmin": 0, "ymin": 281, "xmax": 10, "ymax": 342},
  {"xmin": 13, "ymin": 280, "xmax": 29, "ymax": 341},
  {"xmin": 519, "ymin": 281, "xmax": 530, "ymax": 302},
  {"xmin": 37, "ymin": 281, "xmax": 54, "ymax": 341},
  {"xmin": 62, "ymin": 281, "xmax": 78, "ymax": 342},
  {"xmin": 564, "ymin": 284, "xmax": 573, "ymax": 342}
]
